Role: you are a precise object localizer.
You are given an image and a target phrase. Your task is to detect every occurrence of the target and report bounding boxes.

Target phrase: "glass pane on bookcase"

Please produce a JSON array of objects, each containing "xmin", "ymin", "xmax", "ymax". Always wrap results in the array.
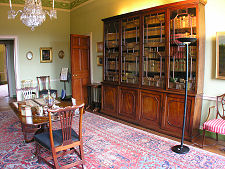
[
  {"xmin": 121, "ymin": 16, "xmax": 140, "ymax": 84},
  {"xmin": 169, "ymin": 8, "xmax": 197, "ymax": 91},
  {"xmin": 142, "ymin": 12, "xmax": 165, "ymax": 88},
  {"xmin": 104, "ymin": 21, "xmax": 120, "ymax": 82}
]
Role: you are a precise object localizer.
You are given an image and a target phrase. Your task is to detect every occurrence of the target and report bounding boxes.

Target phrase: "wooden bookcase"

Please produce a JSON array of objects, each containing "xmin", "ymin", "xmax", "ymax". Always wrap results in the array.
[{"xmin": 101, "ymin": 0, "xmax": 206, "ymax": 141}]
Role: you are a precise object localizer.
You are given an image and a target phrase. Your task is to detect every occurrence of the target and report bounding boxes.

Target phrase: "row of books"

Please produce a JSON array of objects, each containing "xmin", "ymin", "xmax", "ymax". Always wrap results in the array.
[
  {"xmin": 144, "ymin": 26, "xmax": 165, "ymax": 36},
  {"xmin": 170, "ymin": 45, "xmax": 196, "ymax": 58},
  {"xmin": 145, "ymin": 14, "xmax": 165, "ymax": 25},
  {"xmin": 144, "ymin": 60, "xmax": 164, "ymax": 73},
  {"xmin": 171, "ymin": 15, "xmax": 196, "ymax": 29},
  {"xmin": 170, "ymin": 59, "xmax": 196, "ymax": 72}
]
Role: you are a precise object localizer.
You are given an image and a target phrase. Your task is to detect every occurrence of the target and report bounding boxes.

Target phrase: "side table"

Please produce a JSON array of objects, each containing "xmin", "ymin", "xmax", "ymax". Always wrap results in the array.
[{"xmin": 87, "ymin": 83, "xmax": 101, "ymax": 112}]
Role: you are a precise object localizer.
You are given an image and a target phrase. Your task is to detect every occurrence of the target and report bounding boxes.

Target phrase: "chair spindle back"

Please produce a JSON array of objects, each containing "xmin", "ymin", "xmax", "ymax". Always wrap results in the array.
[
  {"xmin": 48, "ymin": 104, "xmax": 84, "ymax": 147},
  {"xmin": 37, "ymin": 76, "xmax": 51, "ymax": 91},
  {"xmin": 216, "ymin": 93, "xmax": 225, "ymax": 118}
]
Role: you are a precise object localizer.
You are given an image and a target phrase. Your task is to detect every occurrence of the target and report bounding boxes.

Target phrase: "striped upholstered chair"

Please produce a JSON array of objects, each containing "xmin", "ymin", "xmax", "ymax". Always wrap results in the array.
[{"xmin": 202, "ymin": 93, "xmax": 225, "ymax": 147}]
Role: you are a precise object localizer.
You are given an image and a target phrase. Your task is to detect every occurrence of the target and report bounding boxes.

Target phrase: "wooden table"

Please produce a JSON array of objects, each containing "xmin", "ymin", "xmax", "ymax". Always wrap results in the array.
[{"xmin": 10, "ymin": 99, "xmax": 72, "ymax": 143}]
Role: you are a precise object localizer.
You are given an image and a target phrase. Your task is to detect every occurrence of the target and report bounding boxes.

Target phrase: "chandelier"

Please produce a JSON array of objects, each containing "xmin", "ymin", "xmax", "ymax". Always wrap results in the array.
[{"xmin": 8, "ymin": 0, "xmax": 57, "ymax": 31}]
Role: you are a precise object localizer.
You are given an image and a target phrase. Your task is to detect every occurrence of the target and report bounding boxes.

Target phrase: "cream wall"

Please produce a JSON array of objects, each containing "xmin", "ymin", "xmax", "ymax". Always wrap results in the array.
[
  {"xmin": 201, "ymin": 0, "xmax": 225, "ymax": 130},
  {"xmin": 70, "ymin": 0, "xmax": 225, "ymax": 133},
  {"xmin": 0, "ymin": 6, "xmax": 71, "ymax": 96}
]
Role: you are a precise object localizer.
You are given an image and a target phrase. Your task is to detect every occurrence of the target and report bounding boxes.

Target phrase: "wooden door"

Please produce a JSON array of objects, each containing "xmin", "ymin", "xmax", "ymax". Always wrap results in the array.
[{"xmin": 70, "ymin": 34, "xmax": 90, "ymax": 104}]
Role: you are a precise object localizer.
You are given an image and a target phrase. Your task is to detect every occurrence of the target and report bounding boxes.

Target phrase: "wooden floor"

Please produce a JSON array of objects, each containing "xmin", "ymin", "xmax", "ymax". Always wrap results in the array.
[{"xmin": 0, "ymin": 95, "xmax": 224, "ymax": 157}]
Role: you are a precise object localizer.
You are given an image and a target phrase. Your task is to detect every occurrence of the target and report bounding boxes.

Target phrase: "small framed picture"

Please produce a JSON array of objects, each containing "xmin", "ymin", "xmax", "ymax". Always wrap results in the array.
[
  {"xmin": 97, "ymin": 55, "xmax": 103, "ymax": 66},
  {"xmin": 96, "ymin": 42, "xmax": 103, "ymax": 53},
  {"xmin": 40, "ymin": 47, "xmax": 52, "ymax": 63}
]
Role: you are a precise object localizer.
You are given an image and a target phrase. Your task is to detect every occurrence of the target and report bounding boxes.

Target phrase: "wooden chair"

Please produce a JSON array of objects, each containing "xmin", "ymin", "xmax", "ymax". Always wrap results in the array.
[
  {"xmin": 202, "ymin": 93, "xmax": 225, "ymax": 147},
  {"xmin": 36, "ymin": 76, "xmax": 57, "ymax": 98},
  {"xmin": 20, "ymin": 80, "xmax": 37, "ymax": 100},
  {"xmin": 16, "ymin": 80, "xmax": 37, "ymax": 101},
  {"xmin": 20, "ymin": 87, "xmax": 37, "ymax": 100},
  {"xmin": 34, "ymin": 103, "xmax": 85, "ymax": 169},
  {"xmin": 21, "ymin": 79, "xmax": 33, "ymax": 88}
]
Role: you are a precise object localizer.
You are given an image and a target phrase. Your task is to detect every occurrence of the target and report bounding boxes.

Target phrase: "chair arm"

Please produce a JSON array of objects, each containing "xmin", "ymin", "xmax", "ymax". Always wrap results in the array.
[{"xmin": 204, "ymin": 106, "xmax": 216, "ymax": 123}]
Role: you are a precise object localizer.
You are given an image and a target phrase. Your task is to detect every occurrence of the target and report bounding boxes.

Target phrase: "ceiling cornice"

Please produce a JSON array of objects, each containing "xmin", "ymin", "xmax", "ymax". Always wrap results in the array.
[{"xmin": 0, "ymin": 0, "xmax": 93, "ymax": 11}]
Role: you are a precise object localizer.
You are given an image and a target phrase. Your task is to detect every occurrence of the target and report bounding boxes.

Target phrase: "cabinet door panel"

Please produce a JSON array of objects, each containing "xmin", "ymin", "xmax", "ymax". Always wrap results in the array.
[
  {"xmin": 162, "ymin": 94, "xmax": 192, "ymax": 137},
  {"xmin": 101, "ymin": 85, "xmax": 117, "ymax": 116},
  {"xmin": 119, "ymin": 88, "xmax": 137, "ymax": 121},
  {"xmin": 121, "ymin": 16, "xmax": 140, "ymax": 84},
  {"xmin": 142, "ymin": 12, "xmax": 166, "ymax": 88},
  {"xmin": 139, "ymin": 91, "xmax": 161, "ymax": 128}
]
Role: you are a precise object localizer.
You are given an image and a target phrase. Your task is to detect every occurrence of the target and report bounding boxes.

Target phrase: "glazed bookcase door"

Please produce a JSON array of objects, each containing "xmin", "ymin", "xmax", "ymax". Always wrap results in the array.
[
  {"xmin": 142, "ymin": 12, "xmax": 166, "ymax": 88},
  {"xmin": 104, "ymin": 21, "xmax": 120, "ymax": 82},
  {"xmin": 121, "ymin": 16, "xmax": 140, "ymax": 84},
  {"xmin": 169, "ymin": 7, "xmax": 197, "ymax": 92}
]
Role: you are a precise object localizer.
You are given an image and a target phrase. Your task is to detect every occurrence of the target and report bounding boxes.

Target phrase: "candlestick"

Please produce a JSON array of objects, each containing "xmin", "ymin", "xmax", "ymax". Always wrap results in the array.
[{"xmin": 9, "ymin": 0, "xmax": 12, "ymax": 8}]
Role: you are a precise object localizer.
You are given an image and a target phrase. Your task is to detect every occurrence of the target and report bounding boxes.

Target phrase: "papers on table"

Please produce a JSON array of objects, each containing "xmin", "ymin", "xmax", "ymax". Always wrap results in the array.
[
  {"xmin": 34, "ymin": 98, "xmax": 60, "ymax": 106},
  {"xmin": 13, "ymin": 99, "xmax": 40, "ymax": 108},
  {"xmin": 13, "ymin": 98, "xmax": 60, "ymax": 108}
]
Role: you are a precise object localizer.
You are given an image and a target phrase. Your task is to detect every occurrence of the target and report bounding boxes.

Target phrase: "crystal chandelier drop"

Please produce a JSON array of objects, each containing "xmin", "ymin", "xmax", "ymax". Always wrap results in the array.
[{"xmin": 8, "ymin": 0, "xmax": 57, "ymax": 31}]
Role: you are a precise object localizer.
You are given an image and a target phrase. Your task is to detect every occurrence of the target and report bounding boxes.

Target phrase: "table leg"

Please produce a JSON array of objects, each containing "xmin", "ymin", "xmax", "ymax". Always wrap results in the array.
[{"xmin": 21, "ymin": 123, "xmax": 47, "ymax": 143}]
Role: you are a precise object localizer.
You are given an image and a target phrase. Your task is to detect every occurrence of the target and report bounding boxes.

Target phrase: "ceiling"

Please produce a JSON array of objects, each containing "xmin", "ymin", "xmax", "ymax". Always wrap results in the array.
[{"xmin": 0, "ymin": 0, "xmax": 92, "ymax": 10}]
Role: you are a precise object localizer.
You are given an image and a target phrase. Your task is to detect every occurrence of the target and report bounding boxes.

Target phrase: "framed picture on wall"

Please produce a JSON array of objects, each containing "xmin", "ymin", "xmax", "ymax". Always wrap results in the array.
[
  {"xmin": 40, "ymin": 47, "xmax": 52, "ymax": 63},
  {"xmin": 96, "ymin": 42, "xmax": 103, "ymax": 53},
  {"xmin": 97, "ymin": 55, "xmax": 103, "ymax": 66},
  {"xmin": 216, "ymin": 32, "xmax": 225, "ymax": 79}
]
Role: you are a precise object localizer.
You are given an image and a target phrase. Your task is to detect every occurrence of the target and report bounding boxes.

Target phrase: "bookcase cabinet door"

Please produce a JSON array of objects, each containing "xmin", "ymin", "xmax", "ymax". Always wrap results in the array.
[
  {"xmin": 104, "ymin": 21, "xmax": 120, "ymax": 82},
  {"xmin": 138, "ymin": 90, "xmax": 162, "ymax": 129},
  {"xmin": 121, "ymin": 16, "xmax": 140, "ymax": 85},
  {"xmin": 142, "ymin": 11, "xmax": 166, "ymax": 88},
  {"xmin": 169, "ymin": 7, "xmax": 198, "ymax": 92},
  {"xmin": 162, "ymin": 94, "xmax": 193, "ymax": 138},
  {"xmin": 101, "ymin": 85, "xmax": 118, "ymax": 117},
  {"xmin": 118, "ymin": 87, "xmax": 138, "ymax": 122}
]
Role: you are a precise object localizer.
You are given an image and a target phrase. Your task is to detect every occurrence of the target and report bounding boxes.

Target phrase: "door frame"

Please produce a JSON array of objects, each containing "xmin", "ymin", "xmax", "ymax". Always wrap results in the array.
[
  {"xmin": 0, "ymin": 35, "xmax": 19, "ymax": 98},
  {"xmin": 84, "ymin": 32, "xmax": 93, "ymax": 83}
]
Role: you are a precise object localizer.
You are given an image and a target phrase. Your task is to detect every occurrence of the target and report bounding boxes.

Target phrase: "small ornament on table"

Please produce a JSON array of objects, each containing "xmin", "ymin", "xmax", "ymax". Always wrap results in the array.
[{"xmin": 44, "ymin": 90, "xmax": 55, "ymax": 107}]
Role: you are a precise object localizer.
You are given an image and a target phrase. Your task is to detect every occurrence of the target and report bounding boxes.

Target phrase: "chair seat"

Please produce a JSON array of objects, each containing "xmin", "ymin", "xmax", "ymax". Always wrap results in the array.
[
  {"xmin": 34, "ymin": 129, "xmax": 79, "ymax": 150},
  {"xmin": 203, "ymin": 119, "xmax": 225, "ymax": 135}
]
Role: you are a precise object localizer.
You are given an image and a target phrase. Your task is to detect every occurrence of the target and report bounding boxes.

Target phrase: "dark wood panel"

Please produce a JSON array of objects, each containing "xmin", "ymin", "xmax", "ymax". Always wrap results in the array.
[
  {"xmin": 118, "ymin": 87, "xmax": 137, "ymax": 121},
  {"xmin": 162, "ymin": 94, "xmax": 192, "ymax": 137},
  {"xmin": 139, "ymin": 90, "xmax": 162, "ymax": 129},
  {"xmin": 101, "ymin": 85, "xmax": 118, "ymax": 116}
]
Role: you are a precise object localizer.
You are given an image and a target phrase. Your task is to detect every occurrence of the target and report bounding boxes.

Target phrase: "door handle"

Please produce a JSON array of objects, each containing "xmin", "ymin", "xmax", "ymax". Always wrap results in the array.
[{"xmin": 73, "ymin": 74, "xmax": 78, "ymax": 77}]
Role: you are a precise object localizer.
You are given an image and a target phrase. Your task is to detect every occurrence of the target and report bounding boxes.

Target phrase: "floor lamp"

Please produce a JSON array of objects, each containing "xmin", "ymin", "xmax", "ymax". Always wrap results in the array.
[{"xmin": 171, "ymin": 37, "xmax": 197, "ymax": 154}]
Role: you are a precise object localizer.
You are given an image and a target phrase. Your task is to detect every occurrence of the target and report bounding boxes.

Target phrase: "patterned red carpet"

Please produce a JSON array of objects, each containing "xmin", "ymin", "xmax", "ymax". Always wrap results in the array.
[{"xmin": 0, "ymin": 110, "xmax": 225, "ymax": 168}]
